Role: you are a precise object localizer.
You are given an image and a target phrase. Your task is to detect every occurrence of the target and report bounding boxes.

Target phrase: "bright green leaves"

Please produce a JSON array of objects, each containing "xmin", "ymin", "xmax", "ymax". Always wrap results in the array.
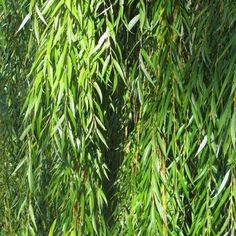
[
  {"xmin": 1, "ymin": 0, "xmax": 236, "ymax": 235},
  {"xmin": 101, "ymin": 55, "xmax": 110, "ymax": 78},
  {"xmin": 19, "ymin": 1, "xmax": 116, "ymax": 235},
  {"xmin": 35, "ymin": 5, "xmax": 47, "ymax": 25},
  {"xmin": 0, "ymin": 0, "xmax": 6, "ymax": 13},
  {"xmin": 48, "ymin": 219, "xmax": 57, "ymax": 236},
  {"xmin": 112, "ymin": 1, "xmax": 236, "ymax": 235}
]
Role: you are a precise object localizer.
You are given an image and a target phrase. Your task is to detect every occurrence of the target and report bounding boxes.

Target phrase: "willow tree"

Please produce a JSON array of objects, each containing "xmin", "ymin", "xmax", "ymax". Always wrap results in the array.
[
  {"xmin": 0, "ymin": 1, "xmax": 32, "ymax": 234},
  {"xmin": 112, "ymin": 1, "xmax": 236, "ymax": 235},
  {"xmin": 0, "ymin": 0, "xmax": 235, "ymax": 235}
]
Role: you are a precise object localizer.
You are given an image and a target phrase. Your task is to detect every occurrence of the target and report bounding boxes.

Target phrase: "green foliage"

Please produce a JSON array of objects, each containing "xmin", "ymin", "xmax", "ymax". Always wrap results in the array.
[
  {"xmin": 0, "ymin": 1, "xmax": 33, "ymax": 234},
  {"xmin": 0, "ymin": 0, "xmax": 235, "ymax": 235}
]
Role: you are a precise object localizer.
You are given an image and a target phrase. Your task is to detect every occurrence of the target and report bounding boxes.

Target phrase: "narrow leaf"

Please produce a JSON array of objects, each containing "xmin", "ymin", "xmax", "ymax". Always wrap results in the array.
[
  {"xmin": 195, "ymin": 135, "xmax": 207, "ymax": 157},
  {"xmin": 16, "ymin": 14, "xmax": 31, "ymax": 34}
]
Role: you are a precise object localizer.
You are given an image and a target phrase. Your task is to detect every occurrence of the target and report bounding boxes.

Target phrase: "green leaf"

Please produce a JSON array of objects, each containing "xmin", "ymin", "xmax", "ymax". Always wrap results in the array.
[
  {"xmin": 113, "ymin": 59, "xmax": 125, "ymax": 81},
  {"xmin": 16, "ymin": 13, "xmax": 31, "ymax": 34},
  {"xmin": 230, "ymin": 112, "xmax": 235, "ymax": 148},
  {"xmin": 48, "ymin": 219, "xmax": 57, "ymax": 236},
  {"xmin": 20, "ymin": 124, "xmax": 32, "ymax": 141},
  {"xmin": 143, "ymin": 142, "xmax": 151, "ymax": 163},
  {"xmin": 128, "ymin": 15, "xmax": 140, "ymax": 31},
  {"xmin": 195, "ymin": 136, "xmax": 207, "ymax": 157},
  {"xmin": 214, "ymin": 170, "xmax": 231, "ymax": 198},
  {"xmin": 35, "ymin": 5, "xmax": 47, "ymax": 25},
  {"xmin": 29, "ymin": 204, "xmax": 37, "ymax": 230},
  {"xmin": 12, "ymin": 158, "xmax": 26, "ymax": 176},
  {"xmin": 102, "ymin": 55, "xmax": 110, "ymax": 77},
  {"xmin": 157, "ymin": 133, "xmax": 166, "ymax": 156},
  {"xmin": 93, "ymin": 82, "xmax": 103, "ymax": 103},
  {"xmin": 141, "ymin": 49, "xmax": 154, "ymax": 70},
  {"xmin": 139, "ymin": 53, "xmax": 154, "ymax": 86},
  {"xmin": 96, "ymin": 129, "xmax": 108, "ymax": 148}
]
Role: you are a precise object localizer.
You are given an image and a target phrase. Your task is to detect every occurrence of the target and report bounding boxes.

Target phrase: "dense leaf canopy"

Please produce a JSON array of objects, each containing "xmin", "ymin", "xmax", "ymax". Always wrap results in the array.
[{"xmin": 0, "ymin": 0, "xmax": 235, "ymax": 235}]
